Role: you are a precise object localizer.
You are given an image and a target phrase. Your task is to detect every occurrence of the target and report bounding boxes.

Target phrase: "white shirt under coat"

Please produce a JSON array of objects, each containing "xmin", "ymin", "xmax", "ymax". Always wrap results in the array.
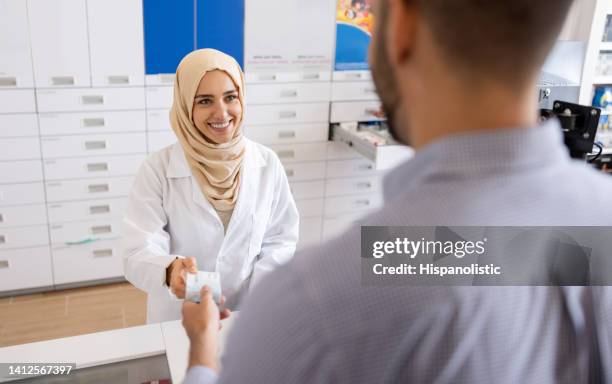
[{"xmin": 121, "ymin": 138, "xmax": 299, "ymax": 323}]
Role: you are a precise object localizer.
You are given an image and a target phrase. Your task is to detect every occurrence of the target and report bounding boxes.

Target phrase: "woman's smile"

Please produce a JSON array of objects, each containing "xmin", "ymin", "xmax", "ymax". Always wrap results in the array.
[{"xmin": 207, "ymin": 119, "xmax": 234, "ymax": 133}]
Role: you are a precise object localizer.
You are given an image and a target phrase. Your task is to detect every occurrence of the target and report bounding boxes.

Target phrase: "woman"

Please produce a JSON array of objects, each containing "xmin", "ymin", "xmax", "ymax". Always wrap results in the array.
[{"xmin": 122, "ymin": 49, "xmax": 299, "ymax": 323}]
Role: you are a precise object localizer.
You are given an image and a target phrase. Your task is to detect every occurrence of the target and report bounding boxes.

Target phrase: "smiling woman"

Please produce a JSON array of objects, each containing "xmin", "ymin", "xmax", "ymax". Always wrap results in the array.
[{"xmin": 121, "ymin": 49, "xmax": 300, "ymax": 323}]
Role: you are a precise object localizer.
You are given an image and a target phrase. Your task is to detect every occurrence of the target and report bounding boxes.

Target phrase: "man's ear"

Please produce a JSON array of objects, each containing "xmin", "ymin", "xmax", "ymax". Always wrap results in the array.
[{"xmin": 386, "ymin": 0, "xmax": 418, "ymax": 68}]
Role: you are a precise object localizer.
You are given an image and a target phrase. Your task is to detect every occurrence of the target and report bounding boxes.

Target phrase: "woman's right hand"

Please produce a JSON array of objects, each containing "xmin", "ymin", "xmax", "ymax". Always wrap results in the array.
[{"xmin": 166, "ymin": 257, "xmax": 198, "ymax": 299}]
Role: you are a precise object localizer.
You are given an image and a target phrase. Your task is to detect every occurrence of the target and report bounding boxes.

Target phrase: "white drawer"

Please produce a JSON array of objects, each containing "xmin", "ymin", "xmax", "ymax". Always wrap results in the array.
[
  {"xmin": 51, "ymin": 239, "xmax": 124, "ymax": 285},
  {"xmin": 325, "ymin": 176, "xmax": 383, "ymax": 197},
  {"xmin": 283, "ymin": 161, "xmax": 326, "ymax": 182},
  {"xmin": 290, "ymin": 180, "xmax": 325, "ymax": 200},
  {"xmin": 38, "ymin": 111, "xmax": 146, "ymax": 136},
  {"xmin": 0, "ymin": 183, "xmax": 45, "ymax": 206},
  {"xmin": 50, "ymin": 218, "xmax": 122, "ymax": 245},
  {"xmin": 244, "ymin": 123, "xmax": 328, "ymax": 145},
  {"xmin": 0, "ymin": 160, "xmax": 43, "ymax": 184},
  {"xmin": 146, "ymin": 109, "xmax": 171, "ymax": 131},
  {"xmin": 322, "ymin": 212, "xmax": 369, "ymax": 240},
  {"xmin": 148, "ymin": 131, "xmax": 177, "ymax": 152},
  {"xmin": 0, "ymin": 246, "xmax": 53, "ymax": 291},
  {"xmin": 298, "ymin": 216, "xmax": 322, "ymax": 249},
  {"xmin": 0, "ymin": 225, "xmax": 49, "ymax": 250},
  {"xmin": 330, "ymin": 101, "xmax": 384, "ymax": 123},
  {"xmin": 332, "ymin": 71, "xmax": 372, "ymax": 82},
  {"xmin": 296, "ymin": 198, "xmax": 324, "ymax": 218},
  {"xmin": 145, "ymin": 86, "xmax": 173, "ymax": 109},
  {"xmin": 0, "ymin": 90, "xmax": 35, "ymax": 113},
  {"xmin": 145, "ymin": 74, "xmax": 175, "ymax": 87},
  {"xmin": 0, "ymin": 204, "xmax": 47, "ymax": 228},
  {"xmin": 324, "ymin": 193, "xmax": 384, "ymax": 217},
  {"xmin": 41, "ymin": 133, "xmax": 147, "ymax": 158},
  {"xmin": 246, "ymin": 102, "xmax": 329, "ymax": 125},
  {"xmin": 36, "ymin": 87, "xmax": 145, "ymax": 112},
  {"xmin": 245, "ymin": 82, "xmax": 331, "ymax": 104},
  {"xmin": 269, "ymin": 142, "xmax": 327, "ymax": 163},
  {"xmin": 45, "ymin": 176, "xmax": 134, "ymax": 202},
  {"xmin": 47, "ymin": 198, "xmax": 127, "ymax": 224},
  {"xmin": 245, "ymin": 71, "xmax": 331, "ymax": 84},
  {"xmin": 43, "ymin": 155, "xmax": 145, "ymax": 180},
  {"xmin": 0, "ymin": 114, "xmax": 38, "ymax": 137},
  {"xmin": 326, "ymin": 158, "xmax": 376, "ymax": 178},
  {"xmin": 331, "ymin": 81, "xmax": 379, "ymax": 101},
  {"xmin": 0, "ymin": 137, "xmax": 40, "ymax": 160},
  {"xmin": 327, "ymin": 142, "xmax": 362, "ymax": 160}
]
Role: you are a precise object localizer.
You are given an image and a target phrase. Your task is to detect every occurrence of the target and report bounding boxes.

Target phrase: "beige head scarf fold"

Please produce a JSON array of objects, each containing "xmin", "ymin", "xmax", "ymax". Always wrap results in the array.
[{"xmin": 170, "ymin": 49, "xmax": 246, "ymax": 214}]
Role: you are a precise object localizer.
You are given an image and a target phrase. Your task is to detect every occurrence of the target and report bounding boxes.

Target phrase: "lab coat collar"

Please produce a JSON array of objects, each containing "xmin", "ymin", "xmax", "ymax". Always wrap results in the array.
[{"xmin": 166, "ymin": 138, "xmax": 266, "ymax": 179}]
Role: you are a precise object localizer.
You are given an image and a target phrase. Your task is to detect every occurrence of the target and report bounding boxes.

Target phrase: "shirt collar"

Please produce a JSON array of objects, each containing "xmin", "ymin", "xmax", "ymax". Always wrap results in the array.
[{"xmin": 383, "ymin": 120, "xmax": 571, "ymax": 200}]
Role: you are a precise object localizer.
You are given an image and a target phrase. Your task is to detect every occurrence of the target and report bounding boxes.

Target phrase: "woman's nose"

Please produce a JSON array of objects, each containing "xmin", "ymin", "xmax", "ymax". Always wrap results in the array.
[{"xmin": 211, "ymin": 103, "xmax": 228, "ymax": 120}]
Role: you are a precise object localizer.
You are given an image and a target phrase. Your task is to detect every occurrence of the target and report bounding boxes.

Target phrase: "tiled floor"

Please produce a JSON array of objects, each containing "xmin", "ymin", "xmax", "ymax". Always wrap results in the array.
[{"xmin": 0, "ymin": 282, "xmax": 146, "ymax": 347}]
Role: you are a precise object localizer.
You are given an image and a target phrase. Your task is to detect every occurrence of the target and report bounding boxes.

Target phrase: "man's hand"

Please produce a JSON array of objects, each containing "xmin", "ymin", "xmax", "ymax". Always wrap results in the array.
[
  {"xmin": 167, "ymin": 257, "xmax": 197, "ymax": 298},
  {"xmin": 182, "ymin": 286, "xmax": 231, "ymax": 372}
]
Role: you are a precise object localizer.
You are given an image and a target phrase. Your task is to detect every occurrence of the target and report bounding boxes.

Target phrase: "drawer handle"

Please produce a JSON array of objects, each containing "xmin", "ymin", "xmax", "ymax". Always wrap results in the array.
[
  {"xmin": 363, "ymin": 88, "xmax": 376, "ymax": 94},
  {"xmin": 90, "ymin": 205, "xmax": 110, "ymax": 214},
  {"xmin": 303, "ymin": 73, "xmax": 320, "ymax": 80},
  {"xmin": 285, "ymin": 169, "xmax": 295, "ymax": 177},
  {"xmin": 81, "ymin": 95, "xmax": 105, "ymax": 105},
  {"xmin": 0, "ymin": 260, "xmax": 8, "ymax": 269},
  {"xmin": 85, "ymin": 140, "xmax": 107, "ymax": 150},
  {"xmin": 280, "ymin": 90, "xmax": 298, "ymax": 98},
  {"xmin": 354, "ymin": 199, "xmax": 371, "ymax": 207},
  {"xmin": 277, "ymin": 150, "xmax": 295, "ymax": 159},
  {"xmin": 93, "ymin": 249, "xmax": 113, "ymax": 258},
  {"xmin": 0, "ymin": 234, "xmax": 5, "ymax": 244},
  {"xmin": 0, "ymin": 213, "xmax": 3, "ymax": 223},
  {"xmin": 278, "ymin": 130, "xmax": 296, "ymax": 139},
  {"xmin": 358, "ymin": 163, "xmax": 374, "ymax": 171},
  {"xmin": 82, "ymin": 118, "xmax": 105, "ymax": 127},
  {"xmin": 0, "ymin": 77, "xmax": 17, "ymax": 87},
  {"xmin": 87, "ymin": 163, "xmax": 109, "ymax": 172},
  {"xmin": 345, "ymin": 73, "xmax": 363, "ymax": 80},
  {"xmin": 51, "ymin": 76, "xmax": 75, "ymax": 86},
  {"xmin": 91, "ymin": 225, "xmax": 112, "ymax": 235},
  {"xmin": 356, "ymin": 182, "xmax": 372, "ymax": 189},
  {"xmin": 88, "ymin": 183, "xmax": 110, "ymax": 193},
  {"xmin": 279, "ymin": 111, "xmax": 297, "ymax": 119},
  {"xmin": 259, "ymin": 74, "xmax": 277, "ymax": 81},
  {"xmin": 107, "ymin": 75, "xmax": 129, "ymax": 85}
]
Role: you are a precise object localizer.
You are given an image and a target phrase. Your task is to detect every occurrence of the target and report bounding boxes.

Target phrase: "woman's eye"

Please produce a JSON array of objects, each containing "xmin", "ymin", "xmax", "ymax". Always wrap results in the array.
[
  {"xmin": 226, "ymin": 95, "xmax": 238, "ymax": 102},
  {"xmin": 199, "ymin": 99, "xmax": 212, "ymax": 105}
]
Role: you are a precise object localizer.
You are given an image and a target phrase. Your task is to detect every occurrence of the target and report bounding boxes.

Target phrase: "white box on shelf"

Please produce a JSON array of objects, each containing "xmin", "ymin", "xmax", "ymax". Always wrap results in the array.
[
  {"xmin": 36, "ymin": 87, "xmax": 146, "ymax": 113},
  {"xmin": 45, "ymin": 176, "xmax": 134, "ymax": 202},
  {"xmin": 0, "ymin": 0, "xmax": 35, "ymax": 88},
  {"xmin": 0, "ymin": 114, "xmax": 39, "ymax": 137},
  {"xmin": 39, "ymin": 111, "xmax": 146, "ymax": 136},
  {"xmin": 87, "ymin": 0, "xmax": 145, "ymax": 87},
  {"xmin": 41, "ymin": 132, "xmax": 147, "ymax": 158},
  {"xmin": 0, "ymin": 246, "xmax": 53, "ymax": 291},
  {"xmin": 27, "ymin": 0, "xmax": 91, "ymax": 87}
]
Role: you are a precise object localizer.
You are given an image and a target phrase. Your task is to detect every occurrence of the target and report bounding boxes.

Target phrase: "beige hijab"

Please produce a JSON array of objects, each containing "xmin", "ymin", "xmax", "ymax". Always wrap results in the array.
[{"xmin": 170, "ymin": 49, "xmax": 246, "ymax": 216}]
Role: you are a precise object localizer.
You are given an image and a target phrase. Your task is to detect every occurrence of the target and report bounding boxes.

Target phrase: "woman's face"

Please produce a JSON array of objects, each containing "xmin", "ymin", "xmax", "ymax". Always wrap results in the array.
[{"xmin": 192, "ymin": 70, "xmax": 242, "ymax": 144}]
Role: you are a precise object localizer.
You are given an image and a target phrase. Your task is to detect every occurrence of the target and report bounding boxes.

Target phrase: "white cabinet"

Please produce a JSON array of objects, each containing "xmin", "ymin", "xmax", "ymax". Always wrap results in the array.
[
  {"xmin": 39, "ymin": 111, "xmax": 146, "ymax": 136},
  {"xmin": 0, "ymin": 0, "xmax": 35, "ymax": 88},
  {"xmin": 269, "ymin": 143, "xmax": 328, "ymax": 163},
  {"xmin": 52, "ymin": 239, "xmax": 123, "ymax": 285},
  {"xmin": 146, "ymin": 86, "xmax": 174, "ymax": 109},
  {"xmin": 326, "ymin": 158, "xmax": 376, "ymax": 178},
  {"xmin": 43, "ymin": 154, "xmax": 145, "ymax": 180},
  {"xmin": 49, "ymin": 218, "xmax": 122, "ymax": 245},
  {"xmin": 282, "ymin": 161, "xmax": 326, "ymax": 182},
  {"xmin": 324, "ymin": 193, "xmax": 383, "ymax": 217},
  {"xmin": 0, "ymin": 137, "xmax": 40, "ymax": 161},
  {"xmin": 0, "ymin": 204, "xmax": 47, "ymax": 228},
  {"xmin": 0, "ymin": 114, "xmax": 39, "ymax": 137},
  {"xmin": 28, "ymin": 0, "xmax": 91, "ymax": 88},
  {"xmin": 0, "ymin": 183, "xmax": 45, "ymax": 206},
  {"xmin": 148, "ymin": 131, "xmax": 177, "ymax": 153},
  {"xmin": 146, "ymin": 109, "xmax": 172, "ymax": 131},
  {"xmin": 246, "ymin": 83, "xmax": 331, "ymax": 105},
  {"xmin": 325, "ymin": 176, "xmax": 383, "ymax": 197},
  {"xmin": 37, "ymin": 87, "xmax": 146, "ymax": 113},
  {"xmin": 47, "ymin": 198, "xmax": 127, "ymax": 224},
  {"xmin": 0, "ymin": 225, "xmax": 49, "ymax": 250},
  {"xmin": 244, "ymin": 123, "xmax": 328, "ymax": 145},
  {"xmin": 246, "ymin": 102, "xmax": 330, "ymax": 125},
  {"xmin": 45, "ymin": 176, "xmax": 134, "ymax": 202},
  {"xmin": 331, "ymin": 81, "xmax": 379, "ymax": 102},
  {"xmin": 87, "ymin": 0, "xmax": 145, "ymax": 86},
  {"xmin": 290, "ymin": 180, "xmax": 325, "ymax": 200},
  {"xmin": 0, "ymin": 160, "xmax": 43, "ymax": 184},
  {"xmin": 330, "ymin": 101, "xmax": 384, "ymax": 123},
  {"xmin": 41, "ymin": 133, "xmax": 147, "ymax": 158},
  {"xmin": 0, "ymin": 90, "xmax": 36, "ymax": 113},
  {"xmin": 0, "ymin": 246, "xmax": 53, "ymax": 291}
]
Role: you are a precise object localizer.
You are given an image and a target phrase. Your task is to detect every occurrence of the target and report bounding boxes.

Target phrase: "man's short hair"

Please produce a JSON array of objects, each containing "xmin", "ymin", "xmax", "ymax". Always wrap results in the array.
[{"xmin": 409, "ymin": 0, "xmax": 574, "ymax": 83}]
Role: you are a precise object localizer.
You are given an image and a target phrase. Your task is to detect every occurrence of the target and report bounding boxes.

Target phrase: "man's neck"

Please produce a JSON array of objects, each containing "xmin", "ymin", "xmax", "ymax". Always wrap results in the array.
[{"xmin": 407, "ymin": 78, "xmax": 540, "ymax": 150}]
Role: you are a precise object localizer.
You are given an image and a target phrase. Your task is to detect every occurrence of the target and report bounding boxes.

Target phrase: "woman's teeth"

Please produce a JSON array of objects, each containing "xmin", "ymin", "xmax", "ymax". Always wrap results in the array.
[{"xmin": 208, "ymin": 121, "xmax": 231, "ymax": 130}]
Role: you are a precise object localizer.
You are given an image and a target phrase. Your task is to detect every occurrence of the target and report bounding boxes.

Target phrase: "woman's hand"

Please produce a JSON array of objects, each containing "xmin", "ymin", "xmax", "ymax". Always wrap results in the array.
[{"xmin": 166, "ymin": 256, "xmax": 198, "ymax": 299}]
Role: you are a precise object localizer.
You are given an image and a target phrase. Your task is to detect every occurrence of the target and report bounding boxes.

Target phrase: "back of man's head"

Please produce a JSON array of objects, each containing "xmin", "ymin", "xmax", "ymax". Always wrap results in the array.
[{"xmin": 412, "ymin": 0, "xmax": 574, "ymax": 84}]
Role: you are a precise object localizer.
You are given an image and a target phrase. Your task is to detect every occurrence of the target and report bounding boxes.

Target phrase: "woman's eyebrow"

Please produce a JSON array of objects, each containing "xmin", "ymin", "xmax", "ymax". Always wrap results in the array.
[{"xmin": 194, "ymin": 90, "xmax": 237, "ymax": 99}]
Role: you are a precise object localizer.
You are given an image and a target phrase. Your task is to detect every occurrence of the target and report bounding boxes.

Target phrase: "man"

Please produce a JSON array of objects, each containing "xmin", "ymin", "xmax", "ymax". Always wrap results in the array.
[{"xmin": 182, "ymin": 0, "xmax": 612, "ymax": 382}]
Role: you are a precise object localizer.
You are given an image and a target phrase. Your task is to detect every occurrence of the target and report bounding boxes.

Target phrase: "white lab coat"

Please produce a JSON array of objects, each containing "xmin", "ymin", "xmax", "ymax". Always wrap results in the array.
[{"xmin": 122, "ymin": 138, "xmax": 299, "ymax": 323}]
